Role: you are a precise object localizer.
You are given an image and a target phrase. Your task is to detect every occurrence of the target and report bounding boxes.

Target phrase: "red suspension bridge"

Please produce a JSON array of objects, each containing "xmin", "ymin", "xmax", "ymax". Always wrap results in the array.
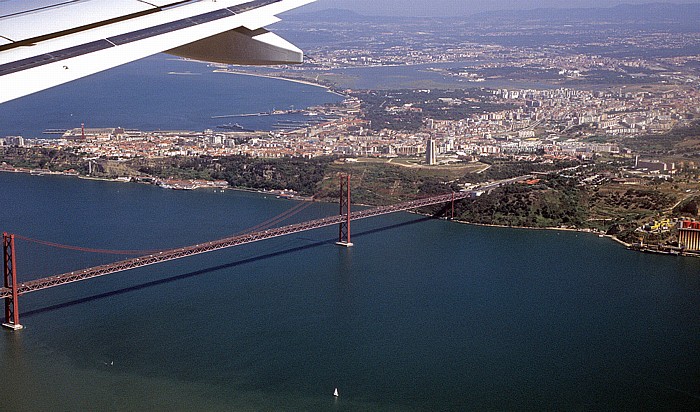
[{"xmin": 2, "ymin": 176, "xmax": 469, "ymax": 330}]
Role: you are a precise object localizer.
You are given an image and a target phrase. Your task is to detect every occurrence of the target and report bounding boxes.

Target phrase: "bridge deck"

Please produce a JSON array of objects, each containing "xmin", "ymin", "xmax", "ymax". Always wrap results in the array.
[{"xmin": 1, "ymin": 192, "xmax": 469, "ymax": 299}]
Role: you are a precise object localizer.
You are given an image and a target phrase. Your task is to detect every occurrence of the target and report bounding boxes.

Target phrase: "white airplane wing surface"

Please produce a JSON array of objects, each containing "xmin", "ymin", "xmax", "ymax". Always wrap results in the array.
[{"xmin": 0, "ymin": 0, "xmax": 316, "ymax": 104}]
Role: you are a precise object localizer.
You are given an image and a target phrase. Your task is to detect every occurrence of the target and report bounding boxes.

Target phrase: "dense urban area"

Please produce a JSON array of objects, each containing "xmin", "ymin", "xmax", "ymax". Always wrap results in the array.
[{"xmin": 3, "ymin": 4, "xmax": 700, "ymax": 254}]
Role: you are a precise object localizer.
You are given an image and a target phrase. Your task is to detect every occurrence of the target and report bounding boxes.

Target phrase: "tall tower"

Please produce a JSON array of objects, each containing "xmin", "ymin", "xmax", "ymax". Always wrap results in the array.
[{"xmin": 426, "ymin": 138, "xmax": 437, "ymax": 165}]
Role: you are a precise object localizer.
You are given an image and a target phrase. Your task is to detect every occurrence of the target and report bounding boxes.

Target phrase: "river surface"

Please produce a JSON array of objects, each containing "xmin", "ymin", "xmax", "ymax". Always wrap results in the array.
[{"xmin": 1, "ymin": 172, "xmax": 699, "ymax": 410}]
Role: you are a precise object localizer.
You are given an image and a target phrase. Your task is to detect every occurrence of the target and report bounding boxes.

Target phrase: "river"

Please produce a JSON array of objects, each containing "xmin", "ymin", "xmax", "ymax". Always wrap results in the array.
[{"xmin": 1, "ymin": 172, "xmax": 699, "ymax": 410}]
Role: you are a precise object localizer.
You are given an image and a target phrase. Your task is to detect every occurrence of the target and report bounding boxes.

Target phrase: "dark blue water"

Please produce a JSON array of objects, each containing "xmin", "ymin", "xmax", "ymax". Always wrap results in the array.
[
  {"xmin": 1, "ymin": 172, "xmax": 699, "ymax": 410},
  {"xmin": 0, "ymin": 55, "xmax": 342, "ymax": 138}
]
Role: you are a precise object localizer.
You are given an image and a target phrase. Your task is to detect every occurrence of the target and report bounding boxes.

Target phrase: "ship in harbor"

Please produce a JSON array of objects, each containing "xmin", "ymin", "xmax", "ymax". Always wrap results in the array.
[
  {"xmin": 42, "ymin": 128, "xmax": 68, "ymax": 135},
  {"xmin": 216, "ymin": 123, "xmax": 255, "ymax": 132}
]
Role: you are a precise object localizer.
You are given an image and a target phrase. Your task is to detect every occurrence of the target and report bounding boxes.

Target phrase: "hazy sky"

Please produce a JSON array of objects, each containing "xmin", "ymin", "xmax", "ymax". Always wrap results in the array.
[{"xmin": 300, "ymin": 0, "xmax": 700, "ymax": 16}]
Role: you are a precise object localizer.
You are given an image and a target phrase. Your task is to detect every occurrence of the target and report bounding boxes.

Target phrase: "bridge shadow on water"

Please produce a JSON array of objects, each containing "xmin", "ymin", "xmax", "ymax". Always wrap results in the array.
[{"xmin": 23, "ymin": 215, "xmax": 435, "ymax": 318}]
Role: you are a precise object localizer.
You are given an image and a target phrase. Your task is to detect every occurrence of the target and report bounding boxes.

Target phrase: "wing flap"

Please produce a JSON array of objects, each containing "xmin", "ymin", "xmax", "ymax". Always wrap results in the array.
[{"xmin": 166, "ymin": 27, "xmax": 303, "ymax": 65}]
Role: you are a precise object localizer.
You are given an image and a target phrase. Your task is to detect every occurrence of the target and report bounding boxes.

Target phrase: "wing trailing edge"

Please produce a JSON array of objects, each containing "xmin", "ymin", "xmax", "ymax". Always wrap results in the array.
[{"xmin": 166, "ymin": 27, "xmax": 303, "ymax": 66}]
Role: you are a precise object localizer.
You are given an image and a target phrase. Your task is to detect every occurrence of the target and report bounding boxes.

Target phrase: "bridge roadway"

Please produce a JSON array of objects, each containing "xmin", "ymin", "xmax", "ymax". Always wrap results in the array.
[{"xmin": 1, "ymin": 191, "xmax": 470, "ymax": 299}]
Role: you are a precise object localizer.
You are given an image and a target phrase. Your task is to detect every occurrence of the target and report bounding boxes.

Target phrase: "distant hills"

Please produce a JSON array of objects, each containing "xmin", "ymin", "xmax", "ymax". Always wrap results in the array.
[
  {"xmin": 285, "ymin": 8, "xmax": 371, "ymax": 22},
  {"xmin": 286, "ymin": 3, "xmax": 700, "ymax": 26},
  {"xmin": 469, "ymin": 3, "xmax": 700, "ymax": 23},
  {"xmin": 283, "ymin": 8, "xmax": 409, "ymax": 23}
]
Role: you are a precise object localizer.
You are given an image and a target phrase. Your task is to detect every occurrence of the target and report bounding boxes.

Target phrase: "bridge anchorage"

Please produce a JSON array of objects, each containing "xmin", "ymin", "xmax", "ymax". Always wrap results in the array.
[{"xmin": 2, "ymin": 177, "xmax": 467, "ymax": 331}]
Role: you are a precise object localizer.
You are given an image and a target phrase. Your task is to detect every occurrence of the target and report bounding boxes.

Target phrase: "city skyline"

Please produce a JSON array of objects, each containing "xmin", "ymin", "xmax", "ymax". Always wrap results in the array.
[{"xmin": 299, "ymin": 0, "xmax": 700, "ymax": 16}]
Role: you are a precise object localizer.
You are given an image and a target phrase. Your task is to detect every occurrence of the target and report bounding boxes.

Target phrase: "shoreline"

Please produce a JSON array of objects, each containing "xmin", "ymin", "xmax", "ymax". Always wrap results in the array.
[
  {"xmin": 0, "ymin": 166, "xmax": 307, "ymax": 199},
  {"xmin": 407, "ymin": 209, "xmax": 637, "ymax": 248},
  {"xmin": 451, "ymin": 220, "xmax": 638, "ymax": 248},
  {"xmin": 213, "ymin": 69, "xmax": 346, "ymax": 97},
  {"xmin": 449, "ymin": 220, "xmax": 700, "ymax": 256},
  {"xmin": 439, "ymin": 215, "xmax": 611, "ymax": 236}
]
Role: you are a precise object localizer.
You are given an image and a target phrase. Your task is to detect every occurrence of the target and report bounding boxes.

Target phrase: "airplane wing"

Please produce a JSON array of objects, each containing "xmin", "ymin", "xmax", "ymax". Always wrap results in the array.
[{"xmin": 0, "ymin": 0, "xmax": 316, "ymax": 104}]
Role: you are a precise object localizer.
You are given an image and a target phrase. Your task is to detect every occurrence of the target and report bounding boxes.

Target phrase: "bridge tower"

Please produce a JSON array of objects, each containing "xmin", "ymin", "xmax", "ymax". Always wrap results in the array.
[
  {"xmin": 336, "ymin": 174, "xmax": 353, "ymax": 247},
  {"xmin": 3, "ymin": 233, "xmax": 22, "ymax": 330}
]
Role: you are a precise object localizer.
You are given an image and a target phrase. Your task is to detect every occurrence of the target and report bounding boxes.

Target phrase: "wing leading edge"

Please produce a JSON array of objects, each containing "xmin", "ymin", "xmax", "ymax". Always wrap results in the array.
[{"xmin": 0, "ymin": 0, "xmax": 316, "ymax": 104}]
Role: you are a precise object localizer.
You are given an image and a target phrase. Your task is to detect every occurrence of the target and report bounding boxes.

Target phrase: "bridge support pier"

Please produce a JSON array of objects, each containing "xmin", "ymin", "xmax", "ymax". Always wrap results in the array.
[
  {"xmin": 336, "ymin": 174, "xmax": 353, "ymax": 247},
  {"xmin": 3, "ymin": 233, "xmax": 22, "ymax": 331}
]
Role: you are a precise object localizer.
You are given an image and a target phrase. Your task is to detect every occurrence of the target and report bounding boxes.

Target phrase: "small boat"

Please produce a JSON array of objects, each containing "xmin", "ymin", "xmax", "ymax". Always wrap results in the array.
[{"xmin": 333, "ymin": 388, "xmax": 339, "ymax": 397}]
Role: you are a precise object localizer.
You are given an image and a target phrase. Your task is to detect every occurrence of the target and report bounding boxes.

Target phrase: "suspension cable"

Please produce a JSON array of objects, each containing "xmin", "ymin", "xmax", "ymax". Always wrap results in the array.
[
  {"xmin": 13, "ymin": 234, "xmax": 165, "ymax": 255},
  {"xmin": 12, "ymin": 198, "xmax": 319, "ymax": 255}
]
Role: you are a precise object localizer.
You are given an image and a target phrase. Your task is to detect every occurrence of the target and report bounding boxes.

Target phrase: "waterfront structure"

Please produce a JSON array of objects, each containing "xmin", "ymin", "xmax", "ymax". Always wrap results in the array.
[{"xmin": 679, "ymin": 221, "xmax": 700, "ymax": 251}]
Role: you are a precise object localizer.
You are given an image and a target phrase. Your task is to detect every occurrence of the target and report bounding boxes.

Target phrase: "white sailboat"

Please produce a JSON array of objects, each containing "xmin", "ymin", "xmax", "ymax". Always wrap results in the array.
[{"xmin": 333, "ymin": 388, "xmax": 339, "ymax": 397}]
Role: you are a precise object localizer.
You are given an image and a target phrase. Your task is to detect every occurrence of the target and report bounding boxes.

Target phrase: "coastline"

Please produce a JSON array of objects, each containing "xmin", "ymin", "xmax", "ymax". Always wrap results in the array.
[
  {"xmin": 448, "ymin": 216, "xmax": 602, "ymax": 235},
  {"xmin": 213, "ymin": 69, "xmax": 346, "ymax": 97},
  {"xmin": 0, "ymin": 167, "xmax": 78, "ymax": 177},
  {"xmin": 0, "ymin": 167, "xmax": 227, "ymax": 191},
  {"xmin": 407, "ymin": 209, "xmax": 637, "ymax": 249},
  {"xmin": 454, "ymin": 220, "xmax": 635, "ymax": 247},
  {"xmin": 449, "ymin": 220, "xmax": 700, "ymax": 256},
  {"xmin": 0, "ymin": 166, "xmax": 305, "ymax": 199}
]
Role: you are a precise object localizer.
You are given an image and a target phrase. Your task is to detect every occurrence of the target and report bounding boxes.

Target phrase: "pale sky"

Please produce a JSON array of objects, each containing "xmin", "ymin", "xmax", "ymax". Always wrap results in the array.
[{"xmin": 300, "ymin": 0, "xmax": 700, "ymax": 17}]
